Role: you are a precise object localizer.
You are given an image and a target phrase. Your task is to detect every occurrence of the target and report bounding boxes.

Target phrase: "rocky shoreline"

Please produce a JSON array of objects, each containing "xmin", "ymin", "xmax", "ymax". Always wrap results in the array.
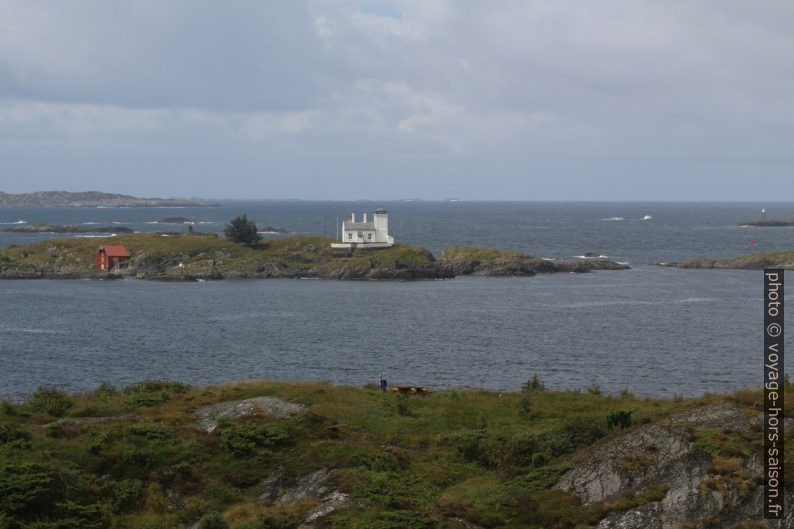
[{"xmin": 0, "ymin": 234, "xmax": 630, "ymax": 281}]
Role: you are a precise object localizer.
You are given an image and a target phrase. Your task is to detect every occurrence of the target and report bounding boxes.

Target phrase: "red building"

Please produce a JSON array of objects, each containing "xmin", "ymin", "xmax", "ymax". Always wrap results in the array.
[{"xmin": 96, "ymin": 244, "xmax": 130, "ymax": 270}]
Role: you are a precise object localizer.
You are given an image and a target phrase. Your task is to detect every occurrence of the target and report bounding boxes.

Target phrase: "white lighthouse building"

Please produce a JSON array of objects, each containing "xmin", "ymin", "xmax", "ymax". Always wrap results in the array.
[{"xmin": 331, "ymin": 208, "xmax": 394, "ymax": 249}]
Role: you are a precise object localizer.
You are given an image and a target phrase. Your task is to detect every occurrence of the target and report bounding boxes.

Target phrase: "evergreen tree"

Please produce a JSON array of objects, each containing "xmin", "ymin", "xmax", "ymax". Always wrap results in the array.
[{"xmin": 224, "ymin": 214, "xmax": 259, "ymax": 246}]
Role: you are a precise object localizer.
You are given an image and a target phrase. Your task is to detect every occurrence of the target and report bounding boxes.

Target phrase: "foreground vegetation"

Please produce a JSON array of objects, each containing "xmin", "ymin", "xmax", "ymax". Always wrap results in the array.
[{"xmin": 1, "ymin": 379, "xmax": 790, "ymax": 529}]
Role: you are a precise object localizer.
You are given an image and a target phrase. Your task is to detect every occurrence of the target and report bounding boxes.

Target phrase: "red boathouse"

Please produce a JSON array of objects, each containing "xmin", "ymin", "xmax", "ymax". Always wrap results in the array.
[{"xmin": 96, "ymin": 245, "xmax": 130, "ymax": 270}]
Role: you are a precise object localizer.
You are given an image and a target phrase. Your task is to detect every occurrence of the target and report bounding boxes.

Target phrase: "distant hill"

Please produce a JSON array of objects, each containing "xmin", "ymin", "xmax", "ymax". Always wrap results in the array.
[{"xmin": 0, "ymin": 191, "xmax": 218, "ymax": 207}]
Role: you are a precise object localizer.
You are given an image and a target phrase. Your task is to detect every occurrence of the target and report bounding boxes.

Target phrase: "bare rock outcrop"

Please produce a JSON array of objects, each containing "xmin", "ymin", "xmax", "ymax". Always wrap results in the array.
[
  {"xmin": 557, "ymin": 403, "xmax": 793, "ymax": 528},
  {"xmin": 195, "ymin": 396, "xmax": 306, "ymax": 432}
]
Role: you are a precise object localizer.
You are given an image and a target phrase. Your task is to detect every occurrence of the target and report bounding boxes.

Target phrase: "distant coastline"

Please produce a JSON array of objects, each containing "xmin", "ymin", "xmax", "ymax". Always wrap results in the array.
[{"xmin": 0, "ymin": 190, "xmax": 219, "ymax": 208}]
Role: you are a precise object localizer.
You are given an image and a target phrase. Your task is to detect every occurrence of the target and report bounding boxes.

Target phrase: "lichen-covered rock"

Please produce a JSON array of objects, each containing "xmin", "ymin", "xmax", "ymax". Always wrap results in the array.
[
  {"xmin": 195, "ymin": 396, "xmax": 306, "ymax": 432},
  {"xmin": 272, "ymin": 468, "xmax": 351, "ymax": 526}
]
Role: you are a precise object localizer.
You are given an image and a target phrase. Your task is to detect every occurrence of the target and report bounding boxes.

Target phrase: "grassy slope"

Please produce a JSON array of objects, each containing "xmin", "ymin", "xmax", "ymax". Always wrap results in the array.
[
  {"xmin": 0, "ymin": 234, "xmax": 437, "ymax": 278},
  {"xmin": 1, "ymin": 381, "xmax": 790, "ymax": 529}
]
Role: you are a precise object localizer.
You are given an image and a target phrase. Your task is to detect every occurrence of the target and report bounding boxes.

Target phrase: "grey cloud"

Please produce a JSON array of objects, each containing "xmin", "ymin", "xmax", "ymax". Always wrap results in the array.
[
  {"xmin": 0, "ymin": 1, "xmax": 330, "ymax": 111},
  {"xmin": 0, "ymin": 0, "xmax": 792, "ymax": 199}
]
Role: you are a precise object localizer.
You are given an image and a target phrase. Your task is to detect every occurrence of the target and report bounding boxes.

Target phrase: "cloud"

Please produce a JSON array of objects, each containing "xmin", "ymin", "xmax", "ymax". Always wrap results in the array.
[
  {"xmin": 0, "ymin": 0, "xmax": 329, "ymax": 111},
  {"xmin": 0, "ymin": 0, "xmax": 792, "ymax": 198}
]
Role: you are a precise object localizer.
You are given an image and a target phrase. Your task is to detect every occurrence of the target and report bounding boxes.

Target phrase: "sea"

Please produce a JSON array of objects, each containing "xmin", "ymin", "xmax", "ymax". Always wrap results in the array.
[{"xmin": 1, "ymin": 201, "xmax": 792, "ymax": 400}]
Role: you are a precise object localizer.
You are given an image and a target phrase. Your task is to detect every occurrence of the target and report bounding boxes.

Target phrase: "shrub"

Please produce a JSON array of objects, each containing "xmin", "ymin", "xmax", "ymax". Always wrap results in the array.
[
  {"xmin": 370, "ymin": 450, "xmax": 410, "ymax": 472},
  {"xmin": 51, "ymin": 500, "xmax": 113, "ymax": 529},
  {"xmin": 518, "ymin": 397, "xmax": 532, "ymax": 419},
  {"xmin": 45, "ymin": 420, "xmax": 82, "ymax": 439},
  {"xmin": 607, "ymin": 410, "xmax": 633, "ymax": 430},
  {"xmin": 197, "ymin": 512, "xmax": 229, "ymax": 529},
  {"xmin": 0, "ymin": 462, "xmax": 59, "ymax": 517},
  {"xmin": 531, "ymin": 452, "xmax": 548, "ymax": 468},
  {"xmin": 395, "ymin": 395, "xmax": 412, "ymax": 416},
  {"xmin": 123, "ymin": 380, "xmax": 189, "ymax": 407},
  {"xmin": 0, "ymin": 424, "xmax": 31, "ymax": 447},
  {"xmin": 224, "ymin": 215, "xmax": 260, "ymax": 246},
  {"xmin": 217, "ymin": 420, "xmax": 290, "ymax": 456},
  {"xmin": 27, "ymin": 386, "xmax": 74, "ymax": 417},
  {"xmin": 522, "ymin": 375, "xmax": 545, "ymax": 392},
  {"xmin": 126, "ymin": 392, "xmax": 169, "ymax": 407},
  {"xmin": 113, "ymin": 479, "xmax": 144, "ymax": 511},
  {"xmin": 123, "ymin": 380, "xmax": 190, "ymax": 394},
  {"xmin": 93, "ymin": 381, "xmax": 119, "ymax": 399},
  {"xmin": 536, "ymin": 418, "xmax": 607, "ymax": 457}
]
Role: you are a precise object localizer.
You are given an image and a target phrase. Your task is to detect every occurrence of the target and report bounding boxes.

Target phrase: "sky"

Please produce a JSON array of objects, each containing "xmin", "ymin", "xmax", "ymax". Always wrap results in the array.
[{"xmin": 0, "ymin": 1, "xmax": 792, "ymax": 201}]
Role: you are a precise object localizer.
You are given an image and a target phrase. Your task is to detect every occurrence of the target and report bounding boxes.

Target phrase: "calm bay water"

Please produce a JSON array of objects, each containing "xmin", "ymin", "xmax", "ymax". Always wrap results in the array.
[{"xmin": 1, "ymin": 201, "xmax": 792, "ymax": 399}]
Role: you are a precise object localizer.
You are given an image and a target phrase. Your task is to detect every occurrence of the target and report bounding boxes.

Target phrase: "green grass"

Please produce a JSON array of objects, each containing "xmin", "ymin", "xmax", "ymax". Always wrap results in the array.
[{"xmin": 0, "ymin": 380, "xmax": 779, "ymax": 528}]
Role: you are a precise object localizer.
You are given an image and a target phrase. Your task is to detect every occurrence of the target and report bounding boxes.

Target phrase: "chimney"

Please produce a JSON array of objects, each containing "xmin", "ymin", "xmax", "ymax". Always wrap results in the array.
[
  {"xmin": 363, "ymin": 213, "xmax": 367, "ymax": 222},
  {"xmin": 351, "ymin": 213, "xmax": 355, "ymax": 222}
]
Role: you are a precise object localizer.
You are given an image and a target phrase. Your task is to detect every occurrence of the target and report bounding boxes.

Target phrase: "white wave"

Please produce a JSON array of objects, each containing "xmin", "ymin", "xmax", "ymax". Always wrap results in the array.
[
  {"xmin": 558, "ymin": 297, "xmax": 716, "ymax": 309},
  {"xmin": 674, "ymin": 297, "xmax": 717, "ymax": 304},
  {"xmin": 74, "ymin": 234, "xmax": 117, "ymax": 238},
  {"xmin": 601, "ymin": 217, "xmax": 624, "ymax": 221},
  {"xmin": 198, "ymin": 221, "xmax": 215, "ymax": 224},
  {"xmin": 574, "ymin": 255, "xmax": 609, "ymax": 259},
  {"xmin": 1, "ymin": 327, "xmax": 66, "ymax": 335},
  {"xmin": 642, "ymin": 215, "xmax": 653, "ymax": 220},
  {"xmin": 0, "ymin": 220, "xmax": 27, "ymax": 224},
  {"xmin": 541, "ymin": 257, "xmax": 556, "ymax": 261},
  {"xmin": 145, "ymin": 221, "xmax": 159, "ymax": 224},
  {"xmin": 82, "ymin": 222, "xmax": 101, "ymax": 225},
  {"xmin": 258, "ymin": 231, "xmax": 288, "ymax": 235}
]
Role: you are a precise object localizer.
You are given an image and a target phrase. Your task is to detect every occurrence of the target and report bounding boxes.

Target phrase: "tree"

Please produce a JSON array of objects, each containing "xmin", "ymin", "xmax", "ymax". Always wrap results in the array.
[{"xmin": 224, "ymin": 214, "xmax": 260, "ymax": 246}]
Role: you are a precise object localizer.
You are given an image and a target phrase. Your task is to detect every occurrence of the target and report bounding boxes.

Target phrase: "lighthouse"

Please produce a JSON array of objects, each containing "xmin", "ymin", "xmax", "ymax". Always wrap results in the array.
[{"xmin": 331, "ymin": 208, "xmax": 395, "ymax": 249}]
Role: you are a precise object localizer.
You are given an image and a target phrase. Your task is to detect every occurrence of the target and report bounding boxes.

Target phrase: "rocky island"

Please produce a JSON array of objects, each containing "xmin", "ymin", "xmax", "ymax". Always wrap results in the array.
[
  {"xmin": 0, "ymin": 235, "xmax": 629, "ymax": 281},
  {"xmin": 1, "ymin": 379, "xmax": 790, "ymax": 528},
  {"xmin": 155, "ymin": 217, "xmax": 196, "ymax": 224},
  {"xmin": 739, "ymin": 219, "xmax": 794, "ymax": 227},
  {"xmin": 667, "ymin": 249, "xmax": 794, "ymax": 270},
  {"xmin": 0, "ymin": 190, "xmax": 218, "ymax": 208},
  {"xmin": 1, "ymin": 223, "xmax": 134, "ymax": 234}
]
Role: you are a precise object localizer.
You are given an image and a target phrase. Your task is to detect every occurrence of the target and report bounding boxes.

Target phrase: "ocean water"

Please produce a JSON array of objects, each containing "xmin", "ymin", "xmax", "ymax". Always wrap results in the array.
[{"xmin": 1, "ymin": 201, "xmax": 792, "ymax": 399}]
